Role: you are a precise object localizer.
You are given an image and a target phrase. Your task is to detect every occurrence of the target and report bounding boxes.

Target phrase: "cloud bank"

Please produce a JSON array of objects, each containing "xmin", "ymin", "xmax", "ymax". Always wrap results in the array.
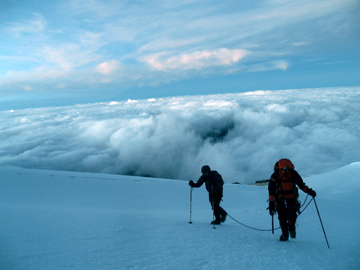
[{"xmin": 1, "ymin": 87, "xmax": 359, "ymax": 183}]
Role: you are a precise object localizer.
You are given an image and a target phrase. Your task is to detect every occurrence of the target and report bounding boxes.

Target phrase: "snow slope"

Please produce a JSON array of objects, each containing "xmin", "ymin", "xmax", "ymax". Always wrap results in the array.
[{"xmin": 0, "ymin": 163, "xmax": 359, "ymax": 270}]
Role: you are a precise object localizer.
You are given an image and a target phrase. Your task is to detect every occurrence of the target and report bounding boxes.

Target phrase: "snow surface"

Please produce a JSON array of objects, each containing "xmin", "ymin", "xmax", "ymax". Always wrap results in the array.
[{"xmin": 1, "ymin": 163, "xmax": 359, "ymax": 270}]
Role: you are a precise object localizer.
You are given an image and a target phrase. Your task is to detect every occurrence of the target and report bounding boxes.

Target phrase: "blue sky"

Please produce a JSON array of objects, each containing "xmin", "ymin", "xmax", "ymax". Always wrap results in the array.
[{"xmin": 1, "ymin": 0, "xmax": 359, "ymax": 110}]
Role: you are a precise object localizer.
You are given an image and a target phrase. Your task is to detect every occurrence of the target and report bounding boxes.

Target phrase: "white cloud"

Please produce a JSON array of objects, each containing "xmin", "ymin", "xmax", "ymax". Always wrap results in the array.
[
  {"xmin": 292, "ymin": 42, "xmax": 311, "ymax": 46},
  {"xmin": 0, "ymin": 87, "xmax": 359, "ymax": 183},
  {"xmin": 140, "ymin": 48, "xmax": 249, "ymax": 71},
  {"xmin": 127, "ymin": 99, "xmax": 138, "ymax": 103},
  {"xmin": 96, "ymin": 60, "xmax": 120, "ymax": 75},
  {"xmin": 274, "ymin": 60, "xmax": 289, "ymax": 71},
  {"xmin": 8, "ymin": 13, "xmax": 47, "ymax": 35},
  {"xmin": 249, "ymin": 60, "xmax": 289, "ymax": 72}
]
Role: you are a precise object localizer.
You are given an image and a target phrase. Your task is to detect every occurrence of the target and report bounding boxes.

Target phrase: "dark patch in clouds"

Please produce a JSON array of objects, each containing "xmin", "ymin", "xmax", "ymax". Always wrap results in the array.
[{"xmin": 1, "ymin": 87, "xmax": 359, "ymax": 183}]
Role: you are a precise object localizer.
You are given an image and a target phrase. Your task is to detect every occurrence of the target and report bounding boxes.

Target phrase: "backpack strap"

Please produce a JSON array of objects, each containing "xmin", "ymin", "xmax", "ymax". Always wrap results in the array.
[{"xmin": 273, "ymin": 168, "xmax": 299, "ymax": 203}]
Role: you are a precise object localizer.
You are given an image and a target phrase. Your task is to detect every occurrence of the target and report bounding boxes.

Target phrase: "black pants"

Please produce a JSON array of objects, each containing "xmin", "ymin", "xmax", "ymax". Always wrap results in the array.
[
  {"xmin": 208, "ymin": 188, "xmax": 227, "ymax": 221},
  {"xmin": 276, "ymin": 198, "xmax": 298, "ymax": 236}
]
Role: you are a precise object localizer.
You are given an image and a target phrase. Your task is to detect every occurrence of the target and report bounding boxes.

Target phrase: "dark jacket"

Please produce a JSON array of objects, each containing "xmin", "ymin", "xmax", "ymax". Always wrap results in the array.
[{"xmin": 192, "ymin": 171, "xmax": 223, "ymax": 194}]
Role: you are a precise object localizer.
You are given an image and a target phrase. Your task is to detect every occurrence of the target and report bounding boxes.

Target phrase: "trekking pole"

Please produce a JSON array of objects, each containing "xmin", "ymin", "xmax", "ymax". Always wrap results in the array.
[
  {"xmin": 189, "ymin": 187, "xmax": 193, "ymax": 224},
  {"xmin": 314, "ymin": 198, "xmax": 330, "ymax": 249},
  {"xmin": 271, "ymin": 215, "xmax": 274, "ymax": 235}
]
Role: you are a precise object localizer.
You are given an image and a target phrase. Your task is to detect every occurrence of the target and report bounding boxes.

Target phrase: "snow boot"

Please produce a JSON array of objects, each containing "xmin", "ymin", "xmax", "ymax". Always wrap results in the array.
[
  {"xmin": 289, "ymin": 226, "xmax": 296, "ymax": 239},
  {"xmin": 220, "ymin": 213, "xmax": 227, "ymax": 223},
  {"xmin": 279, "ymin": 234, "xmax": 289, "ymax": 241},
  {"xmin": 211, "ymin": 220, "xmax": 221, "ymax": 225}
]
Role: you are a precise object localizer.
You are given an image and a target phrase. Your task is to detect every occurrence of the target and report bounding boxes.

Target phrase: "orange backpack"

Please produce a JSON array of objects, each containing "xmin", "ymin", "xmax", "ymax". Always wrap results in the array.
[{"xmin": 274, "ymin": 159, "xmax": 298, "ymax": 199}]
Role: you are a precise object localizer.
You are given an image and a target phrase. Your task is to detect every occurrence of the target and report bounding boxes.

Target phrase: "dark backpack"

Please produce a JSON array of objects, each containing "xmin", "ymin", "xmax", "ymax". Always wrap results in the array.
[{"xmin": 210, "ymin": 170, "xmax": 224, "ymax": 192}]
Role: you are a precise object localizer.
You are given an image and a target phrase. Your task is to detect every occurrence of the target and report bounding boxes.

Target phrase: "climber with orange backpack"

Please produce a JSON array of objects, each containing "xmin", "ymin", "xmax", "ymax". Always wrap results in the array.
[{"xmin": 268, "ymin": 159, "xmax": 317, "ymax": 241}]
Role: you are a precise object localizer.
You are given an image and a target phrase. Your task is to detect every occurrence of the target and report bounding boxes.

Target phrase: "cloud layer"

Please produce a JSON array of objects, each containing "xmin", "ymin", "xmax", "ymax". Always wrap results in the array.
[{"xmin": 1, "ymin": 87, "xmax": 359, "ymax": 183}]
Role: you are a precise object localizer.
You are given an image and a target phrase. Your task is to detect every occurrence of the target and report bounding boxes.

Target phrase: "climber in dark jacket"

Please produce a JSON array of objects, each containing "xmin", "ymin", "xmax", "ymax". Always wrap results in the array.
[
  {"xmin": 268, "ymin": 159, "xmax": 317, "ymax": 241},
  {"xmin": 189, "ymin": 165, "xmax": 227, "ymax": 225}
]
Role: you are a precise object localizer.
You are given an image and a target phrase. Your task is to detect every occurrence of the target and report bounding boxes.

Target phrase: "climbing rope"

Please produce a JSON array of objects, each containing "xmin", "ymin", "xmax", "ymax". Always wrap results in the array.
[
  {"xmin": 227, "ymin": 213, "xmax": 281, "ymax": 231},
  {"xmin": 227, "ymin": 195, "xmax": 313, "ymax": 232},
  {"xmin": 298, "ymin": 195, "xmax": 314, "ymax": 216}
]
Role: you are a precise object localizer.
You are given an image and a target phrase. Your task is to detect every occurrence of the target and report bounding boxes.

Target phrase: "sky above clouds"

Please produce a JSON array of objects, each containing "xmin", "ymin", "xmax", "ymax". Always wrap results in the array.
[
  {"xmin": 1, "ymin": 87, "xmax": 359, "ymax": 183},
  {"xmin": 0, "ymin": 0, "xmax": 359, "ymax": 109}
]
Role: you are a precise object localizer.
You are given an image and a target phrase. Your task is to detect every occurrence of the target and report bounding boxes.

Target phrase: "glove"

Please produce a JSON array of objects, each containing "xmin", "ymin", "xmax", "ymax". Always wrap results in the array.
[
  {"xmin": 189, "ymin": 180, "xmax": 195, "ymax": 187},
  {"xmin": 307, "ymin": 189, "xmax": 316, "ymax": 198},
  {"xmin": 268, "ymin": 201, "xmax": 276, "ymax": 216}
]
